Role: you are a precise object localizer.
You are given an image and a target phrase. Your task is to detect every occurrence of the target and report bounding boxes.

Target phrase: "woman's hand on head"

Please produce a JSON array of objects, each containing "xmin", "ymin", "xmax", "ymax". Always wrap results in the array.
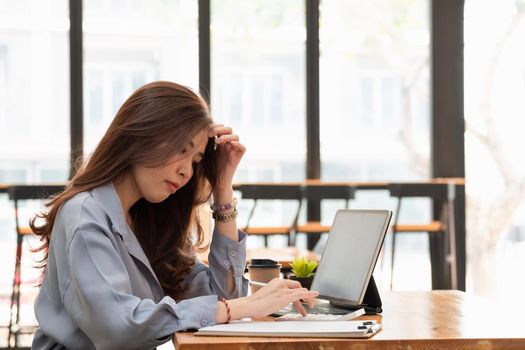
[
  {"xmin": 246, "ymin": 278, "xmax": 319, "ymax": 318},
  {"xmin": 208, "ymin": 123, "xmax": 246, "ymax": 191}
]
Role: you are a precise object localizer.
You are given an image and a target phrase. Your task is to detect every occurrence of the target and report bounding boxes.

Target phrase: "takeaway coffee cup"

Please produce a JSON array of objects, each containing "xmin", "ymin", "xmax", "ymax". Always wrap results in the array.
[{"xmin": 247, "ymin": 259, "xmax": 282, "ymax": 293}]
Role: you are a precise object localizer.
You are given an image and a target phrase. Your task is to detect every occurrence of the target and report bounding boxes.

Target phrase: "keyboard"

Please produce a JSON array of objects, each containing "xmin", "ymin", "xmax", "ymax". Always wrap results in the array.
[
  {"xmin": 276, "ymin": 313, "xmax": 346, "ymax": 321},
  {"xmin": 275, "ymin": 307, "xmax": 366, "ymax": 321},
  {"xmin": 275, "ymin": 303, "xmax": 355, "ymax": 316}
]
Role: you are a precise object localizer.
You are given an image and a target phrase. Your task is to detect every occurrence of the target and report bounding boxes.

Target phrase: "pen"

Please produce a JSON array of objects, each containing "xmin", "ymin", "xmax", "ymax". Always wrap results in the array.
[{"xmin": 249, "ymin": 281, "xmax": 268, "ymax": 287}]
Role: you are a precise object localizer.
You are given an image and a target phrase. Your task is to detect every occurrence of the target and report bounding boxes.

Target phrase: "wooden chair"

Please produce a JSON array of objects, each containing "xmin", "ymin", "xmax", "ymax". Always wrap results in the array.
[
  {"xmin": 387, "ymin": 183, "xmax": 456, "ymax": 290},
  {"xmin": 6, "ymin": 184, "xmax": 64, "ymax": 349},
  {"xmin": 295, "ymin": 184, "xmax": 355, "ymax": 235},
  {"xmin": 237, "ymin": 184, "xmax": 304, "ymax": 246}
]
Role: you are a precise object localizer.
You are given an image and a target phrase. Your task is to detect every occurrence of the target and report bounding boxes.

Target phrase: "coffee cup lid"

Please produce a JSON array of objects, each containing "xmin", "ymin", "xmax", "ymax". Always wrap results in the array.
[{"xmin": 248, "ymin": 259, "xmax": 282, "ymax": 268}]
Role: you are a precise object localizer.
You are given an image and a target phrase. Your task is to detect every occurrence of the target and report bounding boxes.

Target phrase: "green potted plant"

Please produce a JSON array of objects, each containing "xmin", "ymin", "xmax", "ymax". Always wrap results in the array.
[{"xmin": 287, "ymin": 257, "xmax": 318, "ymax": 290}]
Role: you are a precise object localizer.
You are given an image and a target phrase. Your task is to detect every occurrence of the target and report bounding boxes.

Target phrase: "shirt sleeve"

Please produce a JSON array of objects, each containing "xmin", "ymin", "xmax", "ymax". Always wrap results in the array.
[
  {"xmin": 183, "ymin": 228, "xmax": 249, "ymax": 300},
  {"xmin": 63, "ymin": 229, "xmax": 218, "ymax": 350}
]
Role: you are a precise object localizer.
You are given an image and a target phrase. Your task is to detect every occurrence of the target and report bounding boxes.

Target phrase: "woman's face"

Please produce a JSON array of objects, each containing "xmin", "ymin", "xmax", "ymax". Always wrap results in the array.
[{"xmin": 131, "ymin": 129, "xmax": 209, "ymax": 203}]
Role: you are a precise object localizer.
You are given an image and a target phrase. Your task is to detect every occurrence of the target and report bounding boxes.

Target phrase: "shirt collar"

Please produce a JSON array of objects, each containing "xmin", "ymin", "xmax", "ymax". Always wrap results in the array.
[{"xmin": 90, "ymin": 182, "xmax": 161, "ymax": 286}]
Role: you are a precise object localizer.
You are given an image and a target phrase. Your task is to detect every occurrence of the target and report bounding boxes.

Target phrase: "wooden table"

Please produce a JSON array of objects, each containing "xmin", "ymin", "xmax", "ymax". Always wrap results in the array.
[
  {"xmin": 174, "ymin": 290, "xmax": 525, "ymax": 350},
  {"xmin": 234, "ymin": 177, "xmax": 465, "ymax": 191}
]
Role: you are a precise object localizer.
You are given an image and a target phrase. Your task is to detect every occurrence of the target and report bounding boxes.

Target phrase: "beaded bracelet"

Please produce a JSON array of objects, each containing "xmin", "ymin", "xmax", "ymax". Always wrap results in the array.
[
  {"xmin": 212, "ymin": 208, "xmax": 238, "ymax": 222},
  {"xmin": 210, "ymin": 198, "xmax": 237, "ymax": 212},
  {"xmin": 220, "ymin": 298, "xmax": 231, "ymax": 323}
]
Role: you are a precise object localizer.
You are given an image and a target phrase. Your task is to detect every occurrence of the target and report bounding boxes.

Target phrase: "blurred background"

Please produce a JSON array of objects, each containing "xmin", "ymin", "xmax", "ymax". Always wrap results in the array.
[{"xmin": 1, "ymin": 0, "xmax": 525, "ymax": 348}]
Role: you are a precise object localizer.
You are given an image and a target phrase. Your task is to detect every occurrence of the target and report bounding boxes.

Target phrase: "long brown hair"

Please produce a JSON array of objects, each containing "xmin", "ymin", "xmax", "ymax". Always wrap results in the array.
[{"xmin": 31, "ymin": 81, "xmax": 217, "ymax": 300}]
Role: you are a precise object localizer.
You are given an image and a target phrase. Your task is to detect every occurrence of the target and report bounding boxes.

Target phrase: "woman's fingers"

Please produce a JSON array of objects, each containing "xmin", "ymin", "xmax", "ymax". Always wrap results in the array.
[
  {"xmin": 307, "ymin": 297, "xmax": 315, "ymax": 308},
  {"xmin": 215, "ymin": 133, "xmax": 239, "ymax": 144},
  {"xmin": 208, "ymin": 123, "xmax": 224, "ymax": 129},
  {"xmin": 293, "ymin": 300, "xmax": 308, "ymax": 316},
  {"xmin": 228, "ymin": 141, "xmax": 246, "ymax": 153},
  {"xmin": 208, "ymin": 123, "xmax": 222, "ymax": 137},
  {"xmin": 303, "ymin": 292, "xmax": 317, "ymax": 308},
  {"xmin": 208, "ymin": 124, "xmax": 243, "ymax": 151},
  {"xmin": 294, "ymin": 290, "xmax": 319, "ymax": 301},
  {"xmin": 209, "ymin": 124, "xmax": 232, "ymax": 137},
  {"xmin": 281, "ymin": 279, "xmax": 303, "ymax": 289},
  {"xmin": 249, "ymin": 281, "xmax": 319, "ymax": 318},
  {"xmin": 290, "ymin": 290, "xmax": 319, "ymax": 316},
  {"xmin": 208, "ymin": 124, "xmax": 244, "ymax": 154}
]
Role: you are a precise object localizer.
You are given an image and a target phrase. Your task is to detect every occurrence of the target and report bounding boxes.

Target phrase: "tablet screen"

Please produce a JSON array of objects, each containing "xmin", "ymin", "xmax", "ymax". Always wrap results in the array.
[{"xmin": 310, "ymin": 209, "xmax": 391, "ymax": 304}]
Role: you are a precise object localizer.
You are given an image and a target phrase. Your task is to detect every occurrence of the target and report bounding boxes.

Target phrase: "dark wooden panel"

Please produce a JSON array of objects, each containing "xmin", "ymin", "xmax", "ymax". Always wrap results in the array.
[{"xmin": 431, "ymin": 0, "xmax": 466, "ymax": 291}]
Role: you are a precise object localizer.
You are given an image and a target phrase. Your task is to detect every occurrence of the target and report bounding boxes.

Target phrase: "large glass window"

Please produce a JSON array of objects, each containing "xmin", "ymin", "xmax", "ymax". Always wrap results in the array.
[
  {"xmin": 319, "ymin": 0, "xmax": 432, "ymax": 290},
  {"xmin": 0, "ymin": 0, "xmax": 69, "ymax": 240},
  {"xmin": 211, "ymin": 1, "xmax": 306, "ymax": 248},
  {"xmin": 211, "ymin": 0, "xmax": 306, "ymax": 184},
  {"xmin": 83, "ymin": 0, "xmax": 199, "ymax": 154},
  {"xmin": 464, "ymin": 0, "xmax": 525, "ymax": 302},
  {"xmin": 320, "ymin": 0, "xmax": 431, "ymax": 182},
  {"xmin": 0, "ymin": 0, "xmax": 70, "ymax": 183},
  {"xmin": 0, "ymin": 47, "xmax": 6, "ymax": 122},
  {"xmin": 0, "ymin": 0, "xmax": 69, "ymax": 336}
]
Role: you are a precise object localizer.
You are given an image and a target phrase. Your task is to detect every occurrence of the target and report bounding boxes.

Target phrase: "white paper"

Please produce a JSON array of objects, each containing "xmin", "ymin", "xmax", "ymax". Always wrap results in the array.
[{"xmin": 195, "ymin": 320, "xmax": 380, "ymax": 338}]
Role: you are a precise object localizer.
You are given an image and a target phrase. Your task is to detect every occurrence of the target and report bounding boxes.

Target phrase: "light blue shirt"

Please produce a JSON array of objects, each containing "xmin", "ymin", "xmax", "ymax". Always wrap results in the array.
[{"xmin": 32, "ymin": 182, "xmax": 248, "ymax": 349}]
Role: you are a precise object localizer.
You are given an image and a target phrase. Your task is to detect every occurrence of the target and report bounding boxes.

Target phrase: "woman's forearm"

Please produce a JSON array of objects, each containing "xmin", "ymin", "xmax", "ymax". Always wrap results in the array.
[
  {"xmin": 212, "ymin": 186, "xmax": 243, "ymax": 294},
  {"xmin": 215, "ymin": 297, "xmax": 251, "ymax": 323},
  {"xmin": 212, "ymin": 187, "xmax": 239, "ymax": 241}
]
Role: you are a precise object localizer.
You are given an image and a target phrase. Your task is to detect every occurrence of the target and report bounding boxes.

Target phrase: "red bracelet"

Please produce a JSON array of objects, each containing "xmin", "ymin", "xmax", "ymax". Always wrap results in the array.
[{"xmin": 220, "ymin": 298, "xmax": 231, "ymax": 323}]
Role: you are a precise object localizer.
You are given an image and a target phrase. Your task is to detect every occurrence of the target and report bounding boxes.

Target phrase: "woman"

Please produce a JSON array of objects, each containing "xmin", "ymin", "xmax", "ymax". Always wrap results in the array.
[{"xmin": 31, "ymin": 81, "xmax": 318, "ymax": 349}]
